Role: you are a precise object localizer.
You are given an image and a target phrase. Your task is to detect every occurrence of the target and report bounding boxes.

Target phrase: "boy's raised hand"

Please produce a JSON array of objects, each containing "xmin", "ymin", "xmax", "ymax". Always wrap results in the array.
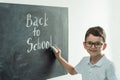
[{"xmin": 51, "ymin": 45, "xmax": 61, "ymax": 58}]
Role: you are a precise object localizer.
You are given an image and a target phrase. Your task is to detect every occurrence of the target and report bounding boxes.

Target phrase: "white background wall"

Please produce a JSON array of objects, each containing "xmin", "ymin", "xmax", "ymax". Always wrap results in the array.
[{"xmin": 0, "ymin": 0, "xmax": 120, "ymax": 80}]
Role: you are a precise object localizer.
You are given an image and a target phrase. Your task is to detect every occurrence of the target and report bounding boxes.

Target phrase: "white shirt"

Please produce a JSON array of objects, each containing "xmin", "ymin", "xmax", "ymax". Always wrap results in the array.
[{"xmin": 75, "ymin": 55, "xmax": 117, "ymax": 80}]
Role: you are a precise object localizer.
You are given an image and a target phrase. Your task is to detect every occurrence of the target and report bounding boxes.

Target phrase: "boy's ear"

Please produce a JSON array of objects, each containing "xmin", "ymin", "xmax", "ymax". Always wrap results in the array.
[
  {"xmin": 102, "ymin": 43, "xmax": 107, "ymax": 50},
  {"xmin": 83, "ymin": 42, "xmax": 86, "ymax": 49}
]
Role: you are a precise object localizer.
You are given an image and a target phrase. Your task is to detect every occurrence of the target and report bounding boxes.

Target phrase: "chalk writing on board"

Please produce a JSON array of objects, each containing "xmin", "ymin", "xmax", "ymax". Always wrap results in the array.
[
  {"xmin": 26, "ymin": 13, "xmax": 52, "ymax": 53},
  {"xmin": 26, "ymin": 13, "xmax": 48, "ymax": 27}
]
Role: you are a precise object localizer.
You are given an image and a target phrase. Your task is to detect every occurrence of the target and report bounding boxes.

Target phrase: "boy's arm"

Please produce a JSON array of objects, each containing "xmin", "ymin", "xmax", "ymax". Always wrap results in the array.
[{"xmin": 51, "ymin": 46, "xmax": 77, "ymax": 75}]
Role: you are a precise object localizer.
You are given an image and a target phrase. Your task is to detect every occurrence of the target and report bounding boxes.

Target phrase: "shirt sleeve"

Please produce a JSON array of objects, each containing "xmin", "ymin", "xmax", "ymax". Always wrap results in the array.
[
  {"xmin": 75, "ymin": 61, "xmax": 82, "ymax": 73},
  {"xmin": 75, "ymin": 57, "xmax": 87, "ymax": 74},
  {"xmin": 106, "ymin": 63, "xmax": 118, "ymax": 80}
]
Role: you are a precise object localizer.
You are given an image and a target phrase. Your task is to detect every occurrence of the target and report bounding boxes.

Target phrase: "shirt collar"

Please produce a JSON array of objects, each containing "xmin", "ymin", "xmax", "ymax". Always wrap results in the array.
[{"xmin": 87, "ymin": 55, "xmax": 106, "ymax": 67}]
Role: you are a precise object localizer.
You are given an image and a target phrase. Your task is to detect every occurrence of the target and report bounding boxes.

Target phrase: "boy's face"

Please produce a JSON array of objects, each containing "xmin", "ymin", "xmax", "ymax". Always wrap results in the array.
[{"xmin": 83, "ymin": 34, "xmax": 107, "ymax": 57}]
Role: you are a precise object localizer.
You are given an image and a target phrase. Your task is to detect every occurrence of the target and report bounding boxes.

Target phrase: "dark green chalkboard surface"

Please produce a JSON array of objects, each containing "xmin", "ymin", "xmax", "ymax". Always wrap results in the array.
[{"xmin": 0, "ymin": 3, "xmax": 68, "ymax": 80}]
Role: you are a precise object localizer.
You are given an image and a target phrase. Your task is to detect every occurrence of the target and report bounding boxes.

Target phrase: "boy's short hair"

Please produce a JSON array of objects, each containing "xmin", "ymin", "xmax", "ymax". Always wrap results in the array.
[{"xmin": 85, "ymin": 26, "xmax": 106, "ymax": 42}]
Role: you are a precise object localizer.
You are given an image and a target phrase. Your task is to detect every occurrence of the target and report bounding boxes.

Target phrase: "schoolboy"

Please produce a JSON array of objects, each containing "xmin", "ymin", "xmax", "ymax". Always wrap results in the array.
[{"xmin": 52, "ymin": 26, "xmax": 117, "ymax": 80}]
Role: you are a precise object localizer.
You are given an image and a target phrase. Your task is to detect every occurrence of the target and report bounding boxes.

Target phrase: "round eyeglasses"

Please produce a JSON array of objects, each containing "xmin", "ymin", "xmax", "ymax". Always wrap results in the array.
[{"xmin": 85, "ymin": 41, "xmax": 104, "ymax": 48}]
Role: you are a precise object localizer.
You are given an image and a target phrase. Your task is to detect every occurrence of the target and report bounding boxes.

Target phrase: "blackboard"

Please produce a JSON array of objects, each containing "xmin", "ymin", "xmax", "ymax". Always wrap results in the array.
[{"xmin": 0, "ymin": 3, "xmax": 68, "ymax": 80}]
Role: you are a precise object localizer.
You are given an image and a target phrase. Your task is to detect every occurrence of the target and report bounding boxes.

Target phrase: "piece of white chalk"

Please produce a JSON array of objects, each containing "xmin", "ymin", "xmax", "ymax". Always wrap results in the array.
[{"xmin": 51, "ymin": 46, "xmax": 58, "ymax": 54}]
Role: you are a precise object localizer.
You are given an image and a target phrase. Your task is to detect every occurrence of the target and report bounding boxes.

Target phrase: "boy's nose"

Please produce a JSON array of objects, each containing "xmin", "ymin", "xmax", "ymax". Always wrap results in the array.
[{"xmin": 91, "ymin": 44, "xmax": 96, "ymax": 48}]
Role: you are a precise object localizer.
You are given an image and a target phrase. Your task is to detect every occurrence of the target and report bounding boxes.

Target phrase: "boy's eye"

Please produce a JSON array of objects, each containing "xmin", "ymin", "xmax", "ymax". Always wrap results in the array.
[
  {"xmin": 95, "ymin": 42, "xmax": 102, "ymax": 45},
  {"xmin": 88, "ymin": 41, "xmax": 93, "ymax": 45}
]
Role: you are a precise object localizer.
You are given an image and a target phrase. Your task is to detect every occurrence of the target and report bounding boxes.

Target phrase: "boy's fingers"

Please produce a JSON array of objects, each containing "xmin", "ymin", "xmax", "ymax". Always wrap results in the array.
[
  {"xmin": 51, "ymin": 46, "xmax": 59, "ymax": 54},
  {"xmin": 54, "ymin": 46, "xmax": 61, "ymax": 53}
]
